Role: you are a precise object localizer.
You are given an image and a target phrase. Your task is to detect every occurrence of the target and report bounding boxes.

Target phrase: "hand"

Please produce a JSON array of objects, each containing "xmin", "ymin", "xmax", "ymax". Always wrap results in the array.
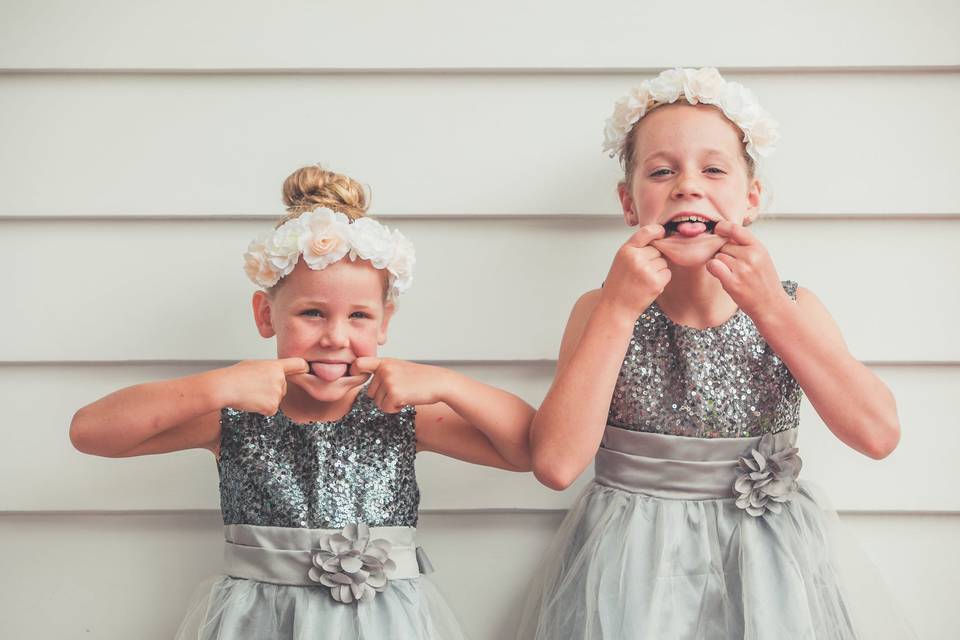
[
  {"xmin": 706, "ymin": 221, "xmax": 791, "ymax": 320},
  {"xmin": 217, "ymin": 358, "xmax": 309, "ymax": 415},
  {"xmin": 349, "ymin": 357, "xmax": 451, "ymax": 413},
  {"xmin": 600, "ymin": 224, "xmax": 671, "ymax": 319}
]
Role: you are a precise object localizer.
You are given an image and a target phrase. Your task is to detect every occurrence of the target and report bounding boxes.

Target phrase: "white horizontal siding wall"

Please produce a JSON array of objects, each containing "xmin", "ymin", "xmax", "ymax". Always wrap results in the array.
[{"xmin": 2, "ymin": 1, "xmax": 958, "ymax": 638}]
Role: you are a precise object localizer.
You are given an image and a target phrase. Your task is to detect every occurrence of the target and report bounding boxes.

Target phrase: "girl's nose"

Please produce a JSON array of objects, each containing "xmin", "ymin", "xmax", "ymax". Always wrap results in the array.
[
  {"xmin": 671, "ymin": 173, "xmax": 704, "ymax": 200},
  {"xmin": 319, "ymin": 321, "xmax": 350, "ymax": 348}
]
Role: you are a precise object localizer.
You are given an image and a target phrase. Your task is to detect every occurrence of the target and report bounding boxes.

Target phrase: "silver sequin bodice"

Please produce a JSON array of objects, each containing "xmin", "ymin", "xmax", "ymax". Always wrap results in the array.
[
  {"xmin": 607, "ymin": 281, "xmax": 802, "ymax": 438},
  {"xmin": 218, "ymin": 390, "xmax": 419, "ymax": 528}
]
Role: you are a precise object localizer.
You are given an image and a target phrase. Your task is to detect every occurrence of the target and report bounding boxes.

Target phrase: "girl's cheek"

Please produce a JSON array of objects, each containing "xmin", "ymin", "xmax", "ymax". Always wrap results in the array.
[{"xmin": 351, "ymin": 333, "xmax": 380, "ymax": 357}]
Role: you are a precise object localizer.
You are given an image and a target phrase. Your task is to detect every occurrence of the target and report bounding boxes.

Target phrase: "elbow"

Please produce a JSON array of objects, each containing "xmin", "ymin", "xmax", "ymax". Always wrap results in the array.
[
  {"xmin": 863, "ymin": 419, "xmax": 901, "ymax": 460},
  {"xmin": 69, "ymin": 408, "xmax": 98, "ymax": 455},
  {"xmin": 69, "ymin": 408, "xmax": 118, "ymax": 457},
  {"xmin": 532, "ymin": 452, "xmax": 580, "ymax": 491}
]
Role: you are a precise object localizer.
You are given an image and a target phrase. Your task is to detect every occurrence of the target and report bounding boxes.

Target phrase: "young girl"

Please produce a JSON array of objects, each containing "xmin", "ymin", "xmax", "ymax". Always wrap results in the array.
[
  {"xmin": 70, "ymin": 165, "xmax": 534, "ymax": 640},
  {"xmin": 520, "ymin": 68, "xmax": 913, "ymax": 639}
]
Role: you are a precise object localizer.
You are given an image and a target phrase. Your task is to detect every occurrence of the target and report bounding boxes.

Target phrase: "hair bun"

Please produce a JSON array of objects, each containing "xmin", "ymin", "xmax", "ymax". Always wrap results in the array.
[{"xmin": 281, "ymin": 165, "xmax": 369, "ymax": 222}]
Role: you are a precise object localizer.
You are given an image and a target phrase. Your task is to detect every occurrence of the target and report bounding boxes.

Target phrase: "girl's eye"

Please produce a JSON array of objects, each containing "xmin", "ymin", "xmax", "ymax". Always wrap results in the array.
[
  {"xmin": 301, "ymin": 309, "xmax": 323, "ymax": 317},
  {"xmin": 649, "ymin": 168, "xmax": 673, "ymax": 177},
  {"xmin": 705, "ymin": 167, "xmax": 726, "ymax": 174},
  {"xmin": 350, "ymin": 311, "xmax": 372, "ymax": 319}
]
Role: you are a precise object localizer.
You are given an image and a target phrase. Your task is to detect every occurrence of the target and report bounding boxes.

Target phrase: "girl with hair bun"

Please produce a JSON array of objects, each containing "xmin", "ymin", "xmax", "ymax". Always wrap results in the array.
[{"xmin": 70, "ymin": 164, "xmax": 534, "ymax": 640}]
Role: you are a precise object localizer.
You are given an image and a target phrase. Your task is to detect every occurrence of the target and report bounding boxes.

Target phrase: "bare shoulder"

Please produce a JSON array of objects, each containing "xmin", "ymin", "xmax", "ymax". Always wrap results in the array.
[
  {"xmin": 558, "ymin": 288, "xmax": 603, "ymax": 370},
  {"xmin": 793, "ymin": 286, "xmax": 846, "ymax": 344}
]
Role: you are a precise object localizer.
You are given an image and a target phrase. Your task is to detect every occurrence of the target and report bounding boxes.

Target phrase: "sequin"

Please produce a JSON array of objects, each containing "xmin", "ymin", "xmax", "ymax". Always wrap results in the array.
[
  {"xmin": 607, "ymin": 281, "xmax": 802, "ymax": 438},
  {"xmin": 218, "ymin": 390, "xmax": 419, "ymax": 528}
]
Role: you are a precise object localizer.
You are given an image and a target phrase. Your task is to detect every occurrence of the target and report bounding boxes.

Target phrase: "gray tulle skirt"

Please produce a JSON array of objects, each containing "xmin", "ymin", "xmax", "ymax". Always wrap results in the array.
[
  {"xmin": 175, "ymin": 524, "xmax": 466, "ymax": 640},
  {"xmin": 517, "ymin": 426, "xmax": 915, "ymax": 640}
]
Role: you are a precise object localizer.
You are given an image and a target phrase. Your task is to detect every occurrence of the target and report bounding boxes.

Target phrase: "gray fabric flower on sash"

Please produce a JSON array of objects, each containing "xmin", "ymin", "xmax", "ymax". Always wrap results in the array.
[
  {"xmin": 307, "ymin": 523, "xmax": 397, "ymax": 604},
  {"xmin": 734, "ymin": 434, "xmax": 802, "ymax": 517}
]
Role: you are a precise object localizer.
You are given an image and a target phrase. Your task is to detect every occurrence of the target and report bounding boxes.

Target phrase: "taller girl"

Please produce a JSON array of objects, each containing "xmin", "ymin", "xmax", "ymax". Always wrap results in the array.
[{"xmin": 520, "ymin": 68, "xmax": 911, "ymax": 639}]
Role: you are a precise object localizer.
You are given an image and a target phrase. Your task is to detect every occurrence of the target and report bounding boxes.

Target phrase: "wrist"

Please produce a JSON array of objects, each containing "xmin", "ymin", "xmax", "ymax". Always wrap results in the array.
[
  {"xmin": 196, "ymin": 368, "xmax": 232, "ymax": 409},
  {"xmin": 751, "ymin": 293, "xmax": 799, "ymax": 334},
  {"xmin": 593, "ymin": 296, "xmax": 644, "ymax": 331},
  {"xmin": 431, "ymin": 365, "xmax": 463, "ymax": 405}
]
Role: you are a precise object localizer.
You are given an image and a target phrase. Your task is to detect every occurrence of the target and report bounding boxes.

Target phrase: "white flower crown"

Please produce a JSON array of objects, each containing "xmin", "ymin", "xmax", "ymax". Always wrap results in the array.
[
  {"xmin": 603, "ymin": 67, "xmax": 779, "ymax": 165},
  {"xmin": 243, "ymin": 208, "xmax": 415, "ymax": 300}
]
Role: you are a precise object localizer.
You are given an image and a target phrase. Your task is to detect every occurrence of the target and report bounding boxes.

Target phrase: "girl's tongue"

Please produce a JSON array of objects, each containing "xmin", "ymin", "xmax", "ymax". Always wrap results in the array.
[
  {"xmin": 676, "ymin": 221, "xmax": 707, "ymax": 237},
  {"xmin": 310, "ymin": 362, "xmax": 348, "ymax": 382}
]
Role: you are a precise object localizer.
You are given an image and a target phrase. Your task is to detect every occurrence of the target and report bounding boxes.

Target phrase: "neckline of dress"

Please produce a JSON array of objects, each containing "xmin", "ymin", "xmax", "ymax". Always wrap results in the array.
[{"xmin": 649, "ymin": 299, "xmax": 744, "ymax": 332}]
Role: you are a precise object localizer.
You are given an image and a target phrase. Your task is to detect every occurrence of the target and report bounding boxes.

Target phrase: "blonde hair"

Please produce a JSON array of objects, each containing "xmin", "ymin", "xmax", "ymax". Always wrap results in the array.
[
  {"xmin": 276, "ymin": 164, "xmax": 369, "ymax": 227},
  {"xmin": 268, "ymin": 165, "xmax": 391, "ymax": 300}
]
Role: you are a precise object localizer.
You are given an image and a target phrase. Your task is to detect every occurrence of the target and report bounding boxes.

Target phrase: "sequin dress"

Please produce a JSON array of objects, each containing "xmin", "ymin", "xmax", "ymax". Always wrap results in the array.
[
  {"xmin": 518, "ymin": 281, "xmax": 914, "ymax": 640},
  {"xmin": 175, "ymin": 389, "xmax": 466, "ymax": 640}
]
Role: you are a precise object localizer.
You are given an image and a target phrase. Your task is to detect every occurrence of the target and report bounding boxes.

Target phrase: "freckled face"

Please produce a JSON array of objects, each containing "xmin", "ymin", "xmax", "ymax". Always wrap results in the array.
[
  {"xmin": 255, "ymin": 258, "xmax": 392, "ymax": 402},
  {"xmin": 619, "ymin": 103, "xmax": 761, "ymax": 268}
]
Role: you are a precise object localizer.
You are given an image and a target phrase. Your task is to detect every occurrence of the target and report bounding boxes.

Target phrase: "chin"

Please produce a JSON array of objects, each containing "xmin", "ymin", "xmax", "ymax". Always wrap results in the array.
[
  {"xmin": 656, "ymin": 238, "xmax": 723, "ymax": 268},
  {"xmin": 291, "ymin": 374, "xmax": 364, "ymax": 403}
]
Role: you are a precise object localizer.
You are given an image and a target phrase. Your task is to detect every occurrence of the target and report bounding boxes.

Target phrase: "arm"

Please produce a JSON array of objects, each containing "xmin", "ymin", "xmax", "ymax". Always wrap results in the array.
[
  {"xmin": 69, "ymin": 358, "xmax": 308, "ymax": 458},
  {"xmin": 531, "ymin": 225, "xmax": 671, "ymax": 490},
  {"xmin": 708, "ymin": 221, "xmax": 900, "ymax": 459},
  {"xmin": 752, "ymin": 287, "xmax": 900, "ymax": 459},
  {"xmin": 351, "ymin": 359, "xmax": 534, "ymax": 470},
  {"xmin": 70, "ymin": 370, "xmax": 225, "ymax": 458},
  {"xmin": 529, "ymin": 291, "xmax": 638, "ymax": 489}
]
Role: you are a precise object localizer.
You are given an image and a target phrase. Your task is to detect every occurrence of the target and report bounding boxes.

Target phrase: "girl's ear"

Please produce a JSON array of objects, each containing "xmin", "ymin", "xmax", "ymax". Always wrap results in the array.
[
  {"xmin": 617, "ymin": 181, "xmax": 639, "ymax": 227},
  {"xmin": 744, "ymin": 177, "xmax": 762, "ymax": 225},
  {"xmin": 252, "ymin": 291, "xmax": 276, "ymax": 338},
  {"xmin": 377, "ymin": 302, "xmax": 396, "ymax": 346}
]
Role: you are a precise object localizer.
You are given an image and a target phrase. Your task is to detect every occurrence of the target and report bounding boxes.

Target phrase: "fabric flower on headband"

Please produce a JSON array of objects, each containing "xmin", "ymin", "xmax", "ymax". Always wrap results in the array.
[
  {"xmin": 243, "ymin": 208, "xmax": 415, "ymax": 300},
  {"xmin": 602, "ymin": 67, "xmax": 780, "ymax": 165}
]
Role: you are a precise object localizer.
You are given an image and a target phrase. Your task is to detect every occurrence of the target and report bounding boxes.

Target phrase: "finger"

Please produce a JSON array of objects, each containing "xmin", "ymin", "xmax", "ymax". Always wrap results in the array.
[
  {"xmin": 713, "ymin": 221, "xmax": 755, "ymax": 246},
  {"xmin": 630, "ymin": 245, "xmax": 663, "ymax": 262},
  {"xmin": 381, "ymin": 393, "xmax": 403, "ymax": 414},
  {"xmin": 374, "ymin": 385, "xmax": 390, "ymax": 411},
  {"xmin": 279, "ymin": 357, "xmax": 309, "ymax": 376},
  {"xmin": 713, "ymin": 252, "xmax": 738, "ymax": 269},
  {"xmin": 706, "ymin": 257, "xmax": 734, "ymax": 283},
  {"xmin": 625, "ymin": 224, "xmax": 666, "ymax": 247},
  {"xmin": 651, "ymin": 257, "xmax": 669, "ymax": 272},
  {"xmin": 349, "ymin": 356, "xmax": 381, "ymax": 376},
  {"xmin": 717, "ymin": 243, "xmax": 749, "ymax": 259},
  {"xmin": 366, "ymin": 375, "xmax": 382, "ymax": 401}
]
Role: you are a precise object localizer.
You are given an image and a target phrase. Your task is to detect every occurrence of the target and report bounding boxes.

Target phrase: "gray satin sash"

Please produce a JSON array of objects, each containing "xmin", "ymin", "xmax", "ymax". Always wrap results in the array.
[
  {"xmin": 595, "ymin": 425, "xmax": 798, "ymax": 499},
  {"xmin": 223, "ymin": 524, "xmax": 426, "ymax": 585}
]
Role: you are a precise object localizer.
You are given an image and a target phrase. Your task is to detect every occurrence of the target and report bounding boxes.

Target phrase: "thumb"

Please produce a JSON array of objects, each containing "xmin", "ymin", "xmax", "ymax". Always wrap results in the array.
[
  {"xmin": 626, "ymin": 224, "xmax": 666, "ymax": 247},
  {"xmin": 350, "ymin": 356, "xmax": 381, "ymax": 377},
  {"xmin": 706, "ymin": 258, "xmax": 732, "ymax": 285},
  {"xmin": 279, "ymin": 357, "xmax": 309, "ymax": 376}
]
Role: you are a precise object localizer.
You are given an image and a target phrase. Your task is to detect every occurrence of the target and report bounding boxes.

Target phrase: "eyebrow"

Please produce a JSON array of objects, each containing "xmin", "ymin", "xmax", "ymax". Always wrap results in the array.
[
  {"xmin": 292, "ymin": 299, "xmax": 379, "ymax": 311},
  {"xmin": 642, "ymin": 148, "xmax": 734, "ymax": 164}
]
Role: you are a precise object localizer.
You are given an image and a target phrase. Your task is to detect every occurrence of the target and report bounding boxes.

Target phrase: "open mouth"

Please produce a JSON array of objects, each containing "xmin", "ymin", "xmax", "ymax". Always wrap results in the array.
[
  {"xmin": 308, "ymin": 361, "xmax": 352, "ymax": 382},
  {"xmin": 663, "ymin": 215, "xmax": 718, "ymax": 238}
]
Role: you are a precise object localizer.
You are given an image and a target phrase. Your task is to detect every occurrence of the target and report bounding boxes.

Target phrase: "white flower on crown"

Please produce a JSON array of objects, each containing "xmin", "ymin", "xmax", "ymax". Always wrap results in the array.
[
  {"xmin": 242, "ymin": 209, "xmax": 415, "ymax": 300},
  {"xmin": 602, "ymin": 67, "xmax": 779, "ymax": 165},
  {"xmin": 646, "ymin": 67, "xmax": 685, "ymax": 104},
  {"xmin": 243, "ymin": 233, "xmax": 283, "ymax": 288},
  {"xmin": 346, "ymin": 217, "xmax": 396, "ymax": 269},
  {"xmin": 682, "ymin": 67, "xmax": 724, "ymax": 104},
  {"xmin": 264, "ymin": 219, "xmax": 303, "ymax": 278},
  {"xmin": 387, "ymin": 230, "xmax": 415, "ymax": 295},
  {"xmin": 297, "ymin": 208, "xmax": 351, "ymax": 270}
]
